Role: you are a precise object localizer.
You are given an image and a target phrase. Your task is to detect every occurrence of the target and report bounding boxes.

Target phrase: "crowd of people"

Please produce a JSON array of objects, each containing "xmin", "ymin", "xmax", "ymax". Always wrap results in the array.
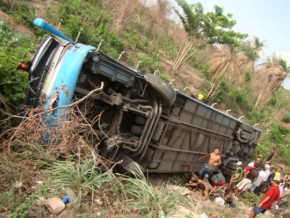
[{"xmin": 185, "ymin": 147, "xmax": 290, "ymax": 217}]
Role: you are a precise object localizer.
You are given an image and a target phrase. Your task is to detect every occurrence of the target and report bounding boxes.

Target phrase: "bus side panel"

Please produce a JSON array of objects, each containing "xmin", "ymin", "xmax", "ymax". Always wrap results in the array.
[{"xmin": 146, "ymin": 94, "xmax": 240, "ymax": 173}]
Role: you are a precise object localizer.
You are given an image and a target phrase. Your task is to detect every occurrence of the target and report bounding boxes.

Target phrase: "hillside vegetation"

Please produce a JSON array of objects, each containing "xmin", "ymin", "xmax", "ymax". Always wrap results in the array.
[{"xmin": 0, "ymin": 0, "xmax": 290, "ymax": 217}]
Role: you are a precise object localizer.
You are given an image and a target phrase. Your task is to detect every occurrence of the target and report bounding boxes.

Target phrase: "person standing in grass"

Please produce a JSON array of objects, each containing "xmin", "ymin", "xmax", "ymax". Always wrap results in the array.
[
  {"xmin": 266, "ymin": 147, "xmax": 276, "ymax": 163},
  {"xmin": 249, "ymin": 179, "xmax": 280, "ymax": 218}
]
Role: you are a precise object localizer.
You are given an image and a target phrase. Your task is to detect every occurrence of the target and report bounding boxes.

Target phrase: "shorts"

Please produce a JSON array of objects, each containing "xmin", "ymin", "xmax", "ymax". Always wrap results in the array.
[
  {"xmin": 207, "ymin": 165, "xmax": 218, "ymax": 174},
  {"xmin": 199, "ymin": 164, "xmax": 218, "ymax": 179},
  {"xmin": 236, "ymin": 178, "xmax": 251, "ymax": 191},
  {"xmin": 248, "ymin": 184, "xmax": 257, "ymax": 192},
  {"xmin": 252, "ymin": 206, "xmax": 266, "ymax": 214}
]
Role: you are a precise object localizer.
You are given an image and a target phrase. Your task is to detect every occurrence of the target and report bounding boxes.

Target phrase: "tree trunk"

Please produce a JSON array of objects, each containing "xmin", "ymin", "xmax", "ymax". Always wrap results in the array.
[{"xmin": 253, "ymin": 92, "xmax": 263, "ymax": 110}]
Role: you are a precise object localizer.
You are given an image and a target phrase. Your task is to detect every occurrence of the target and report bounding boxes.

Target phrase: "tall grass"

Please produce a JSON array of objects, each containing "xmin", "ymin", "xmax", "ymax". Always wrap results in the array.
[{"xmin": 47, "ymin": 157, "xmax": 182, "ymax": 217}]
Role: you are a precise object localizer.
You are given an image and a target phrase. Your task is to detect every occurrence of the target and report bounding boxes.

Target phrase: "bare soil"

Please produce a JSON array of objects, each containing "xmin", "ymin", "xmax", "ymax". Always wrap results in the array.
[{"xmin": 0, "ymin": 10, "xmax": 35, "ymax": 38}]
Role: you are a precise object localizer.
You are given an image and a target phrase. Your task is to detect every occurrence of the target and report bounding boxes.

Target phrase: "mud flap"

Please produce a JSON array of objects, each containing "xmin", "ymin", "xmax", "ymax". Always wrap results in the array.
[{"xmin": 115, "ymin": 151, "xmax": 144, "ymax": 177}]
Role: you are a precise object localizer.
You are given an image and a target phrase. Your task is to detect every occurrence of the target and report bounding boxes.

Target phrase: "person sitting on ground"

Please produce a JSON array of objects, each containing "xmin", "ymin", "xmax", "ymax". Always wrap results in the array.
[
  {"xmin": 198, "ymin": 147, "xmax": 222, "ymax": 180},
  {"xmin": 210, "ymin": 171, "xmax": 226, "ymax": 187},
  {"xmin": 230, "ymin": 161, "xmax": 243, "ymax": 187},
  {"xmin": 186, "ymin": 172, "xmax": 214, "ymax": 199},
  {"xmin": 235, "ymin": 163, "xmax": 259, "ymax": 196},
  {"xmin": 249, "ymin": 179, "xmax": 280, "ymax": 218},
  {"xmin": 224, "ymin": 187, "xmax": 236, "ymax": 207}
]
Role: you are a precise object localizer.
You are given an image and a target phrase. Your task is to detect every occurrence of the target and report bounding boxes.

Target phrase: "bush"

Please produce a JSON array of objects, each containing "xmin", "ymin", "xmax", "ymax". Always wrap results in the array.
[
  {"xmin": 158, "ymin": 72, "xmax": 170, "ymax": 82},
  {"xmin": 241, "ymin": 192, "xmax": 263, "ymax": 206},
  {"xmin": 229, "ymin": 89, "xmax": 253, "ymax": 112},
  {"xmin": 0, "ymin": 21, "xmax": 32, "ymax": 105},
  {"xmin": 127, "ymin": 34, "xmax": 146, "ymax": 51},
  {"xmin": 282, "ymin": 112, "xmax": 290, "ymax": 123}
]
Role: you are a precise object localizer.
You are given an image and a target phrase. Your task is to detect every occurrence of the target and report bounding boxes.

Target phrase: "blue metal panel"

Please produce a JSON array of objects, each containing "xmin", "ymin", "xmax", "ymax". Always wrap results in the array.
[
  {"xmin": 34, "ymin": 18, "xmax": 74, "ymax": 43},
  {"xmin": 44, "ymin": 44, "xmax": 95, "ymax": 118}
]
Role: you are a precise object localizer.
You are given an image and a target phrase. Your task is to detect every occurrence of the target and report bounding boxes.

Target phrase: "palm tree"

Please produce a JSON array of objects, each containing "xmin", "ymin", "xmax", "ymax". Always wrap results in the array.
[
  {"xmin": 207, "ymin": 46, "xmax": 250, "ymax": 86},
  {"xmin": 253, "ymin": 55, "xmax": 288, "ymax": 109},
  {"xmin": 242, "ymin": 37, "xmax": 264, "ymax": 73},
  {"xmin": 260, "ymin": 55, "xmax": 288, "ymax": 91}
]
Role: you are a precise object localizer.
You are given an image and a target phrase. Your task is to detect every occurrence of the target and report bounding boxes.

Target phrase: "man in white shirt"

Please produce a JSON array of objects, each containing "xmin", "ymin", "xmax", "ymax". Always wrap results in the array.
[{"xmin": 248, "ymin": 164, "xmax": 270, "ymax": 193}]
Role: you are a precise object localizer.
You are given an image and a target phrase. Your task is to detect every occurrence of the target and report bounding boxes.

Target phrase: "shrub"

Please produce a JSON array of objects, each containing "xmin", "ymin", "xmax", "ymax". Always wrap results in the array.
[
  {"xmin": 0, "ymin": 21, "xmax": 32, "ymax": 105},
  {"xmin": 158, "ymin": 72, "xmax": 170, "ymax": 82},
  {"xmin": 282, "ymin": 112, "xmax": 290, "ymax": 123},
  {"xmin": 229, "ymin": 89, "xmax": 253, "ymax": 112}
]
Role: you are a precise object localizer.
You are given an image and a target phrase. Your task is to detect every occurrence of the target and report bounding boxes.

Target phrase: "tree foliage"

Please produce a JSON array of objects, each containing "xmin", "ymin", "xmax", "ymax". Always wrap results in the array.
[
  {"xmin": 47, "ymin": 0, "xmax": 124, "ymax": 58},
  {"xmin": 0, "ymin": 21, "xmax": 32, "ymax": 106},
  {"xmin": 241, "ymin": 37, "xmax": 264, "ymax": 62},
  {"xmin": 174, "ymin": 0, "xmax": 247, "ymax": 47}
]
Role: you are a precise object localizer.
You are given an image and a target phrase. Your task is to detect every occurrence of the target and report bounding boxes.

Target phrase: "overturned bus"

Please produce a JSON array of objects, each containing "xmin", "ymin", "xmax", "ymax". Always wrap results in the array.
[{"xmin": 25, "ymin": 18, "xmax": 260, "ymax": 176}]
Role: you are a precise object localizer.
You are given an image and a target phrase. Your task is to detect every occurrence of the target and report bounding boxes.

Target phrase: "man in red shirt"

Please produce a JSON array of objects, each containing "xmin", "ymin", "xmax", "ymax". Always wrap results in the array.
[{"xmin": 249, "ymin": 179, "xmax": 280, "ymax": 218}]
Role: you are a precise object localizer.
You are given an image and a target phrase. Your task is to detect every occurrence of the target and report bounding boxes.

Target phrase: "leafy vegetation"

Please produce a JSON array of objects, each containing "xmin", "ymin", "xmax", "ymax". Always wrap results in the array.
[
  {"xmin": 174, "ymin": 0, "xmax": 247, "ymax": 46},
  {"xmin": 0, "ymin": 21, "xmax": 32, "ymax": 106},
  {"xmin": 282, "ymin": 112, "xmax": 290, "ymax": 123}
]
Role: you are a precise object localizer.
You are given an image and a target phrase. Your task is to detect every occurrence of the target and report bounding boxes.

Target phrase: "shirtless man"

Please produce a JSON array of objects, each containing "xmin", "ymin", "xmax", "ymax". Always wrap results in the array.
[
  {"xmin": 208, "ymin": 147, "xmax": 222, "ymax": 167},
  {"xmin": 186, "ymin": 173, "xmax": 213, "ymax": 199},
  {"xmin": 199, "ymin": 147, "xmax": 222, "ymax": 179}
]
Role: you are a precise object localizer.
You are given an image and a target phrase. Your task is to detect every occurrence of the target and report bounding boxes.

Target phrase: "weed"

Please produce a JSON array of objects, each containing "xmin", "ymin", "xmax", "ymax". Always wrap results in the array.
[
  {"xmin": 9, "ymin": 182, "xmax": 47, "ymax": 218},
  {"xmin": 282, "ymin": 112, "xmax": 290, "ymax": 123},
  {"xmin": 158, "ymin": 72, "xmax": 169, "ymax": 82},
  {"xmin": 241, "ymin": 191, "xmax": 262, "ymax": 207}
]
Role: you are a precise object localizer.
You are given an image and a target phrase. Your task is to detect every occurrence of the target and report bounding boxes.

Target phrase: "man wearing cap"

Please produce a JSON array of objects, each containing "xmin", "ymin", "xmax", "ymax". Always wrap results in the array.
[
  {"xmin": 249, "ymin": 179, "xmax": 280, "ymax": 218},
  {"xmin": 230, "ymin": 161, "xmax": 243, "ymax": 186}
]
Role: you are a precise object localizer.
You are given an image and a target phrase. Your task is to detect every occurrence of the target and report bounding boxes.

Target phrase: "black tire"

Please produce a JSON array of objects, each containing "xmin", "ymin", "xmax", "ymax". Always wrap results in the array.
[
  {"xmin": 227, "ymin": 161, "xmax": 238, "ymax": 171},
  {"xmin": 221, "ymin": 167, "xmax": 234, "ymax": 177},
  {"xmin": 241, "ymin": 124, "xmax": 255, "ymax": 133},
  {"xmin": 236, "ymin": 129, "xmax": 249, "ymax": 143},
  {"xmin": 144, "ymin": 73, "xmax": 176, "ymax": 107},
  {"xmin": 248, "ymin": 146, "xmax": 254, "ymax": 156},
  {"xmin": 250, "ymin": 131, "xmax": 260, "ymax": 145},
  {"xmin": 224, "ymin": 142, "xmax": 233, "ymax": 154},
  {"xmin": 240, "ymin": 131, "xmax": 252, "ymax": 140},
  {"xmin": 231, "ymin": 141, "xmax": 241, "ymax": 155},
  {"xmin": 238, "ymin": 145, "xmax": 245, "ymax": 156},
  {"xmin": 238, "ymin": 145, "xmax": 249, "ymax": 157}
]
